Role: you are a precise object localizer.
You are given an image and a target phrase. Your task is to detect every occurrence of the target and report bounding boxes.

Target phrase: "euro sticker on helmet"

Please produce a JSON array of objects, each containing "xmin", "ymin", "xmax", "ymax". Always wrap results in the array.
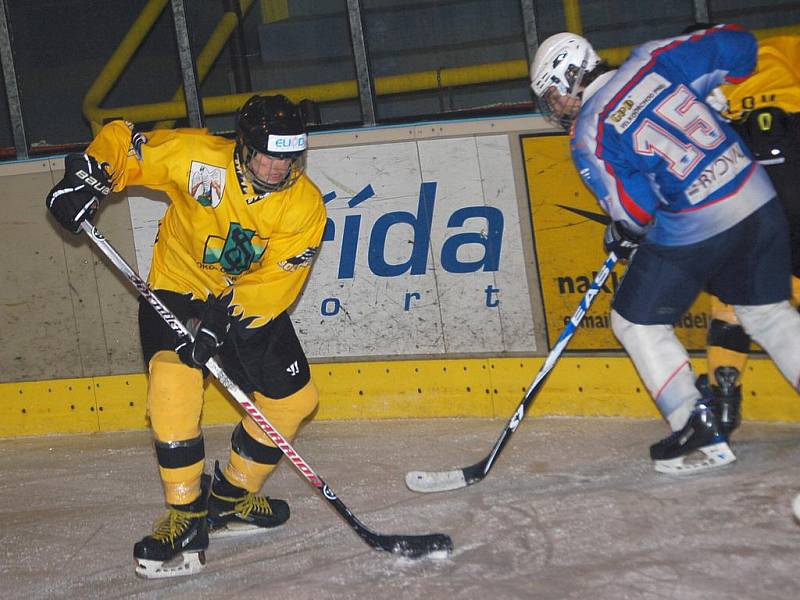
[{"xmin": 267, "ymin": 134, "xmax": 307, "ymax": 154}]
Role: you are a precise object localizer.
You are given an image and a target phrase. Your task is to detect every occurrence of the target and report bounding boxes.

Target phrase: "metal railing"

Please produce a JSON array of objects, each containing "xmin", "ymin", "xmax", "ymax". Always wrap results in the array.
[{"xmin": 1, "ymin": 0, "xmax": 799, "ymax": 158}]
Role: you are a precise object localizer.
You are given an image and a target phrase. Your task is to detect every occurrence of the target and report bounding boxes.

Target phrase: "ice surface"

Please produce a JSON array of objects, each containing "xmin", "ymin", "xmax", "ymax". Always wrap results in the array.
[{"xmin": 1, "ymin": 417, "xmax": 798, "ymax": 599}]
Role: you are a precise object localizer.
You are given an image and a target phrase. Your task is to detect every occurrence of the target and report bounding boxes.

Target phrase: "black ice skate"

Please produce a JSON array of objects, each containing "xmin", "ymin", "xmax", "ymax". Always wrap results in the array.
[
  {"xmin": 650, "ymin": 403, "xmax": 736, "ymax": 475},
  {"xmin": 133, "ymin": 475, "xmax": 210, "ymax": 579},
  {"xmin": 707, "ymin": 367, "xmax": 743, "ymax": 439},
  {"xmin": 207, "ymin": 461, "xmax": 290, "ymax": 538}
]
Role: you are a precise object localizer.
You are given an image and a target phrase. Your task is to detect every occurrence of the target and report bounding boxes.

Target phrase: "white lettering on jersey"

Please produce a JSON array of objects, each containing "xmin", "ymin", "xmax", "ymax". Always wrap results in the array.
[
  {"xmin": 607, "ymin": 72, "xmax": 670, "ymax": 134},
  {"xmin": 685, "ymin": 142, "xmax": 751, "ymax": 204}
]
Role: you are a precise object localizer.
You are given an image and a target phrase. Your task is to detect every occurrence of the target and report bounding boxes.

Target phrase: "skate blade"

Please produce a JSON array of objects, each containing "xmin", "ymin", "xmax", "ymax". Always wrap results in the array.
[
  {"xmin": 654, "ymin": 442, "xmax": 736, "ymax": 475},
  {"xmin": 134, "ymin": 551, "xmax": 206, "ymax": 579},
  {"xmin": 792, "ymin": 494, "xmax": 800, "ymax": 524},
  {"xmin": 209, "ymin": 521, "xmax": 283, "ymax": 539}
]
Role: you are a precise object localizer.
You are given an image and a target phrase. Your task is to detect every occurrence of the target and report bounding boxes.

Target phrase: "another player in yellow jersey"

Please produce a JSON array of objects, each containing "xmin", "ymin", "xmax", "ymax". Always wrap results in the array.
[
  {"xmin": 46, "ymin": 95, "xmax": 327, "ymax": 578},
  {"xmin": 695, "ymin": 35, "xmax": 800, "ymax": 442}
]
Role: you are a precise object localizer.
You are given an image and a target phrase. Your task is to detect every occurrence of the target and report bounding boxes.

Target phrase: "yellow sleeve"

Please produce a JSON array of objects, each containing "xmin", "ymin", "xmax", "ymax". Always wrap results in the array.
[
  {"xmin": 86, "ymin": 120, "xmax": 209, "ymax": 192},
  {"xmin": 721, "ymin": 36, "xmax": 800, "ymax": 119},
  {"xmin": 227, "ymin": 185, "xmax": 327, "ymax": 329}
]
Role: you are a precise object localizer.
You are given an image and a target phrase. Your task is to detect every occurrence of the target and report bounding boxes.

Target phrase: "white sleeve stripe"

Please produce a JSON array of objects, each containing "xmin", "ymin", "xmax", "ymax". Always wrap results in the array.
[
  {"xmin": 72, "ymin": 197, "xmax": 97, "ymax": 224},
  {"xmin": 47, "ymin": 185, "xmax": 84, "ymax": 207}
]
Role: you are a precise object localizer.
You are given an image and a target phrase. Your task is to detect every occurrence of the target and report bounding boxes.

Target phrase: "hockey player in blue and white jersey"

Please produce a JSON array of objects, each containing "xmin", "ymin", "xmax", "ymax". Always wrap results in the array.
[{"xmin": 530, "ymin": 26, "xmax": 800, "ymax": 474}]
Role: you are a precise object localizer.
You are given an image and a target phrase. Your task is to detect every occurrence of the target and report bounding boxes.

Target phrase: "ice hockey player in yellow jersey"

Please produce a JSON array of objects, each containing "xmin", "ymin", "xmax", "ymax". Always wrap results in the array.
[
  {"xmin": 697, "ymin": 35, "xmax": 800, "ymax": 443},
  {"xmin": 46, "ymin": 95, "xmax": 326, "ymax": 578}
]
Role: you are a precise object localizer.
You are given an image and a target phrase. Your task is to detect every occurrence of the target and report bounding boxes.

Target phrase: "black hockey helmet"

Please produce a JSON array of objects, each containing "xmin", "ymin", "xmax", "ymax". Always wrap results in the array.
[{"xmin": 235, "ymin": 94, "xmax": 307, "ymax": 193}]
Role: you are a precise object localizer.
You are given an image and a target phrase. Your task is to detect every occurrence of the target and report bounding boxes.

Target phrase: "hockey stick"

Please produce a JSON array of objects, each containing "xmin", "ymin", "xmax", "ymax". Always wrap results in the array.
[
  {"xmin": 406, "ymin": 251, "xmax": 620, "ymax": 493},
  {"xmin": 80, "ymin": 221, "xmax": 452, "ymax": 559}
]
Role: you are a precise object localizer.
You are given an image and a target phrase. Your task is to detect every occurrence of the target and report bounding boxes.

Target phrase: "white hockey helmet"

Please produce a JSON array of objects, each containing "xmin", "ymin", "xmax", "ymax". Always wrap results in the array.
[{"xmin": 530, "ymin": 32, "xmax": 601, "ymax": 129}]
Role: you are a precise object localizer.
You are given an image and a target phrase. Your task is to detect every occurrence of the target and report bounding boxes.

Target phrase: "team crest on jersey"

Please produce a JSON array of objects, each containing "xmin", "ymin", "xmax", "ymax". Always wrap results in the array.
[
  {"xmin": 203, "ymin": 222, "xmax": 268, "ymax": 275},
  {"xmin": 189, "ymin": 161, "xmax": 226, "ymax": 207}
]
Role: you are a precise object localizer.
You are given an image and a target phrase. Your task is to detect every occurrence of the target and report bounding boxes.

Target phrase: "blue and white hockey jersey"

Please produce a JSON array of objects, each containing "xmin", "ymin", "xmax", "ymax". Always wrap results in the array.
[{"xmin": 572, "ymin": 25, "xmax": 777, "ymax": 246}]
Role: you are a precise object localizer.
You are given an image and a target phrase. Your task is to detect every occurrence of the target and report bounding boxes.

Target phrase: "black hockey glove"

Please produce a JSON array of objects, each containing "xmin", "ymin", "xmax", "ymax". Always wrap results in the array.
[
  {"xmin": 176, "ymin": 297, "xmax": 231, "ymax": 369},
  {"xmin": 603, "ymin": 220, "xmax": 643, "ymax": 261},
  {"xmin": 46, "ymin": 153, "xmax": 112, "ymax": 233}
]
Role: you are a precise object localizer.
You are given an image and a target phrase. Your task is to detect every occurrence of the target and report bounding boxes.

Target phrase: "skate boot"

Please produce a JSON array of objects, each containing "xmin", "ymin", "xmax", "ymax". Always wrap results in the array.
[
  {"xmin": 133, "ymin": 474, "xmax": 210, "ymax": 579},
  {"xmin": 207, "ymin": 461, "xmax": 290, "ymax": 538},
  {"xmin": 708, "ymin": 367, "xmax": 742, "ymax": 439},
  {"xmin": 650, "ymin": 402, "xmax": 736, "ymax": 475}
]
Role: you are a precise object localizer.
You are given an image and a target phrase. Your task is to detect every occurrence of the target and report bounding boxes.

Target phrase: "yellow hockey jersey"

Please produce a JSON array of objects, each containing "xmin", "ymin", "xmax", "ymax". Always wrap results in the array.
[
  {"xmin": 87, "ymin": 120, "xmax": 326, "ymax": 329},
  {"xmin": 720, "ymin": 36, "xmax": 800, "ymax": 120}
]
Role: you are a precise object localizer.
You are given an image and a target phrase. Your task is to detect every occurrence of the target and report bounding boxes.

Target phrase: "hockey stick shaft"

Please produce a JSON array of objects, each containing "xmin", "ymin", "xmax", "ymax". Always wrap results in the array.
[
  {"xmin": 80, "ymin": 222, "xmax": 452, "ymax": 557},
  {"xmin": 480, "ymin": 251, "xmax": 619, "ymax": 471},
  {"xmin": 407, "ymin": 251, "xmax": 619, "ymax": 492}
]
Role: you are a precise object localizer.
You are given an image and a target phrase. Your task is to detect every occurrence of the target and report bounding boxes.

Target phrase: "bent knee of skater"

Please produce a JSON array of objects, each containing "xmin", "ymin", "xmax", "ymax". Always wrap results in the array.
[
  {"xmin": 733, "ymin": 301, "xmax": 792, "ymax": 334},
  {"xmin": 610, "ymin": 309, "xmax": 630, "ymax": 340},
  {"xmin": 610, "ymin": 309, "xmax": 654, "ymax": 344}
]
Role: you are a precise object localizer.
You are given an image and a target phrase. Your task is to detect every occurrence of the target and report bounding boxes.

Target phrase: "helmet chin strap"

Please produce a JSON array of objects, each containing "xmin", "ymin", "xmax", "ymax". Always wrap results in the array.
[
  {"xmin": 247, "ymin": 168, "xmax": 290, "ymax": 195},
  {"xmin": 249, "ymin": 177, "xmax": 270, "ymax": 195}
]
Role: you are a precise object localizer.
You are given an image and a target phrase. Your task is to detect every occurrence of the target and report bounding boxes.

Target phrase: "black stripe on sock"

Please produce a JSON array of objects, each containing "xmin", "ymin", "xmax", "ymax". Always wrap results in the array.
[
  {"xmin": 155, "ymin": 435, "xmax": 205, "ymax": 469},
  {"xmin": 231, "ymin": 423, "xmax": 283, "ymax": 465}
]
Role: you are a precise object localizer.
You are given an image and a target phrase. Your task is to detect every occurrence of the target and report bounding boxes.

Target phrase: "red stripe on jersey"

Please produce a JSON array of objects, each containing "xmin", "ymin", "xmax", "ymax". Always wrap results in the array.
[
  {"xmin": 616, "ymin": 177, "xmax": 653, "ymax": 225},
  {"xmin": 725, "ymin": 74, "xmax": 749, "ymax": 84}
]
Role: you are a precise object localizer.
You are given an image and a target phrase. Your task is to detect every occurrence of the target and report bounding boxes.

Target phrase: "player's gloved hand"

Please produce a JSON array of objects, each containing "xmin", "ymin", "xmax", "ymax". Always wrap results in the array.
[
  {"xmin": 604, "ymin": 220, "xmax": 643, "ymax": 261},
  {"xmin": 46, "ymin": 153, "xmax": 112, "ymax": 233},
  {"xmin": 176, "ymin": 298, "xmax": 231, "ymax": 369}
]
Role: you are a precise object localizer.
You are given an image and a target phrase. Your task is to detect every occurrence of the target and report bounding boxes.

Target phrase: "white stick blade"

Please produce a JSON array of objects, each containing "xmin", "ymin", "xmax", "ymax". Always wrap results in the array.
[
  {"xmin": 792, "ymin": 494, "xmax": 800, "ymax": 524},
  {"xmin": 405, "ymin": 469, "xmax": 467, "ymax": 493}
]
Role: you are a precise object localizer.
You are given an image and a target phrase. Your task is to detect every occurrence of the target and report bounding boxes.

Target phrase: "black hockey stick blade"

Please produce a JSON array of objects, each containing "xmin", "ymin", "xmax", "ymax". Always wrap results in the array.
[
  {"xmin": 330, "ymin": 490, "xmax": 453, "ymax": 558},
  {"xmin": 370, "ymin": 532, "xmax": 454, "ymax": 559}
]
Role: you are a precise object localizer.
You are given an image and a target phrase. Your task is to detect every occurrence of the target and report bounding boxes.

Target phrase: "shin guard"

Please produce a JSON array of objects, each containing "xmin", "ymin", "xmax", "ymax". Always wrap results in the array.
[
  {"xmin": 155, "ymin": 436, "xmax": 206, "ymax": 505},
  {"xmin": 224, "ymin": 381, "xmax": 319, "ymax": 492},
  {"xmin": 148, "ymin": 351, "xmax": 206, "ymax": 505},
  {"xmin": 611, "ymin": 310, "xmax": 700, "ymax": 428},
  {"xmin": 147, "ymin": 351, "xmax": 204, "ymax": 441}
]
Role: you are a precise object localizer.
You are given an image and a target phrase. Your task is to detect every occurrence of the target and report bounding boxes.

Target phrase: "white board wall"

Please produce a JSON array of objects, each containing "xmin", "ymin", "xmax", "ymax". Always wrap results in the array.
[{"xmin": 129, "ymin": 134, "xmax": 535, "ymax": 359}]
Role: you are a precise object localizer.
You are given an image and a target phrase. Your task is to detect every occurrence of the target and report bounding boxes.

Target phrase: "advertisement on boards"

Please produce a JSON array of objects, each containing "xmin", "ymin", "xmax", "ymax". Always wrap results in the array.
[{"xmin": 521, "ymin": 133, "xmax": 710, "ymax": 351}]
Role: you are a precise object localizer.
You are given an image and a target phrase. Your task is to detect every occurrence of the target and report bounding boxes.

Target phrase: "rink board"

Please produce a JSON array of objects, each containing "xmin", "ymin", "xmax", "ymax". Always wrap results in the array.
[
  {"xmin": 1, "ymin": 356, "xmax": 797, "ymax": 437},
  {"xmin": 3, "ymin": 117, "xmax": 799, "ymax": 438}
]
